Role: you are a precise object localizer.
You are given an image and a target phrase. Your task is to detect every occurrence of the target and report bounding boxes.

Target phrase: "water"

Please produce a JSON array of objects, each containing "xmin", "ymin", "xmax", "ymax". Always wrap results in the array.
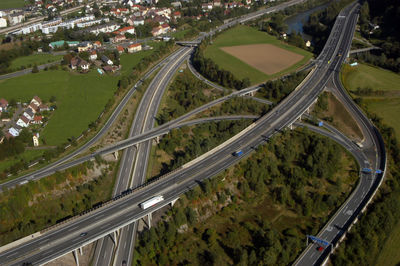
[{"xmin": 284, "ymin": 2, "xmax": 330, "ymax": 39}]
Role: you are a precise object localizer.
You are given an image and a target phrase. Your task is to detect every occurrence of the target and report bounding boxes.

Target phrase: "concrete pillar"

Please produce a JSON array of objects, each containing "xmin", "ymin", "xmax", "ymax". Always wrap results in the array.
[
  {"xmin": 73, "ymin": 249, "xmax": 79, "ymax": 266},
  {"xmin": 79, "ymin": 246, "xmax": 83, "ymax": 255},
  {"xmin": 155, "ymin": 136, "xmax": 160, "ymax": 144},
  {"xmin": 170, "ymin": 198, "xmax": 178, "ymax": 207},
  {"xmin": 147, "ymin": 213, "xmax": 152, "ymax": 229},
  {"xmin": 113, "ymin": 151, "xmax": 119, "ymax": 160},
  {"xmin": 289, "ymin": 123, "xmax": 293, "ymax": 130}
]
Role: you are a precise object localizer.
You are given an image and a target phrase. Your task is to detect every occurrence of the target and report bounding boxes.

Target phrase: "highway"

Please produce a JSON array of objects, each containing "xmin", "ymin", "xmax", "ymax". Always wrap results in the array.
[
  {"xmin": 294, "ymin": 4, "xmax": 387, "ymax": 265},
  {"xmin": 92, "ymin": 46, "xmax": 193, "ymax": 266},
  {"xmin": 0, "ymin": 0, "xmax": 307, "ymax": 193},
  {"xmin": 0, "ymin": 1, "xmax": 365, "ymax": 264},
  {"xmin": 0, "ymin": 48, "xmax": 185, "ymax": 192}
]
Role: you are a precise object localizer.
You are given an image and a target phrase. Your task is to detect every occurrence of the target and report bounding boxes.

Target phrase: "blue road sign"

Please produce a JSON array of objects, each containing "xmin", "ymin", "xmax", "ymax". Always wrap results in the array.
[
  {"xmin": 362, "ymin": 168, "xmax": 372, "ymax": 173},
  {"xmin": 375, "ymin": 169, "xmax": 383, "ymax": 174},
  {"xmin": 308, "ymin": 235, "xmax": 330, "ymax": 246}
]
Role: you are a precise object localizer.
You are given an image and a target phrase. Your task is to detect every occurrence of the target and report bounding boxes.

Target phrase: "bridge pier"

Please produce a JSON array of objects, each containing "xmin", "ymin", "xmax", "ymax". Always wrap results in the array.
[
  {"xmin": 155, "ymin": 136, "xmax": 160, "ymax": 144},
  {"xmin": 144, "ymin": 213, "xmax": 152, "ymax": 229},
  {"xmin": 170, "ymin": 198, "xmax": 178, "ymax": 207},
  {"xmin": 73, "ymin": 249, "xmax": 80, "ymax": 266},
  {"xmin": 113, "ymin": 151, "xmax": 119, "ymax": 160},
  {"xmin": 79, "ymin": 246, "xmax": 83, "ymax": 255}
]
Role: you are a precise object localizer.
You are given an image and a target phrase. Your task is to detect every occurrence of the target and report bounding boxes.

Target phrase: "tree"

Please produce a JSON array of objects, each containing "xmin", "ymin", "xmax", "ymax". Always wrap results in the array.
[{"xmin": 32, "ymin": 64, "xmax": 39, "ymax": 73}]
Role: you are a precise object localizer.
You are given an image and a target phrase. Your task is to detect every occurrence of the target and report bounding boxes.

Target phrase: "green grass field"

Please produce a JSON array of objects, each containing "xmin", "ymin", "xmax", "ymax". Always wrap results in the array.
[
  {"xmin": 0, "ymin": 0, "xmax": 26, "ymax": 9},
  {"xmin": 0, "ymin": 149, "xmax": 44, "ymax": 173},
  {"xmin": 120, "ymin": 50, "xmax": 153, "ymax": 76},
  {"xmin": 343, "ymin": 63, "xmax": 400, "ymax": 91},
  {"xmin": 341, "ymin": 63, "xmax": 400, "ymax": 140},
  {"xmin": 375, "ymin": 219, "xmax": 400, "ymax": 266},
  {"xmin": 204, "ymin": 25, "xmax": 313, "ymax": 84},
  {"xmin": 10, "ymin": 54, "xmax": 63, "ymax": 71},
  {"xmin": 0, "ymin": 70, "xmax": 118, "ymax": 145}
]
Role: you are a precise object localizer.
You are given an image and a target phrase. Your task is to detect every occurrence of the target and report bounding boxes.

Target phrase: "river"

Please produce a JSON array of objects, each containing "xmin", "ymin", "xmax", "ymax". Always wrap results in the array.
[{"xmin": 284, "ymin": 2, "xmax": 331, "ymax": 39}]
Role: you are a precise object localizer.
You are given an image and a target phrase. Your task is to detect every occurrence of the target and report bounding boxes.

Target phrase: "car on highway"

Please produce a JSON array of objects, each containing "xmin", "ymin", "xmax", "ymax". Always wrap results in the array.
[
  {"xmin": 122, "ymin": 260, "xmax": 127, "ymax": 266},
  {"xmin": 233, "ymin": 150, "xmax": 243, "ymax": 157},
  {"xmin": 80, "ymin": 232, "xmax": 88, "ymax": 237},
  {"xmin": 317, "ymin": 246, "xmax": 324, "ymax": 252}
]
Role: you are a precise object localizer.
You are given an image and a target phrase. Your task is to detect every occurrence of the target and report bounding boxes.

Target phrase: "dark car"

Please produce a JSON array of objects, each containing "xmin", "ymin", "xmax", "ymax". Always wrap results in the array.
[
  {"xmin": 122, "ymin": 260, "xmax": 127, "ymax": 266},
  {"xmin": 80, "ymin": 232, "xmax": 88, "ymax": 237}
]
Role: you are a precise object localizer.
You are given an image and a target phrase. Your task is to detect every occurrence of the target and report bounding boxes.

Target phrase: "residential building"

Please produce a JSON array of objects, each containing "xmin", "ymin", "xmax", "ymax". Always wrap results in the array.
[
  {"xmin": 93, "ymin": 41, "xmax": 102, "ymax": 48},
  {"xmin": 101, "ymin": 55, "xmax": 113, "ymax": 65},
  {"xmin": 23, "ymin": 109, "xmax": 35, "ymax": 120},
  {"xmin": 117, "ymin": 26, "xmax": 135, "ymax": 35},
  {"xmin": 70, "ymin": 56, "xmax": 90, "ymax": 71},
  {"xmin": 87, "ymin": 22, "xmax": 120, "ymax": 35},
  {"xmin": 0, "ymin": 18, "xmax": 7, "ymax": 28},
  {"xmin": 31, "ymin": 96, "xmax": 42, "ymax": 106},
  {"xmin": 8, "ymin": 12, "xmax": 25, "ymax": 26},
  {"xmin": 77, "ymin": 41, "xmax": 93, "ymax": 52},
  {"xmin": 112, "ymin": 34, "xmax": 126, "ymax": 43},
  {"xmin": 116, "ymin": 45, "xmax": 124, "ymax": 54},
  {"xmin": 0, "ymin": 98, "xmax": 8, "ymax": 112},
  {"xmin": 172, "ymin": 11, "xmax": 181, "ymax": 20},
  {"xmin": 17, "ymin": 116, "xmax": 30, "ymax": 127},
  {"xmin": 39, "ymin": 104, "xmax": 50, "ymax": 112},
  {"xmin": 90, "ymin": 50, "xmax": 98, "ymax": 60},
  {"xmin": 127, "ymin": 43, "xmax": 142, "ymax": 53},
  {"xmin": 33, "ymin": 133, "xmax": 39, "ymax": 146},
  {"xmin": 32, "ymin": 115, "xmax": 43, "ymax": 125},
  {"xmin": 127, "ymin": 16, "xmax": 144, "ymax": 26},
  {"xmin": 28, "ymin": 103, "xmax": 38, "ymax": 113},
  {"xmin": 171, "ymin": 1, "xmax": 182, "ymax": 9},
  {"xmin": 8, "ymin": 127, "xmax": 20, "ymax": 137}
]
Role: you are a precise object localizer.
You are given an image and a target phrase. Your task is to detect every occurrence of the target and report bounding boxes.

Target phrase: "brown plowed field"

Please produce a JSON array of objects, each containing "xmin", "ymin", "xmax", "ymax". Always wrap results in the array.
[{"xmin": 221, "ymin": 44, "xmax": 304, "ymax": 75}]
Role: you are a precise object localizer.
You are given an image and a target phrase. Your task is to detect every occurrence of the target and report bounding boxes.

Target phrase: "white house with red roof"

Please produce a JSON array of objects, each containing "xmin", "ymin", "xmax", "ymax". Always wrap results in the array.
[{"xmin": 127, "ymin": 43, "xmax": 142, "ymax": 53}]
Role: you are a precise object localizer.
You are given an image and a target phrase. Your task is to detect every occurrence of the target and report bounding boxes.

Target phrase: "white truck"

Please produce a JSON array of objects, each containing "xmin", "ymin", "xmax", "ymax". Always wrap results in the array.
[{"xmin": 140, "ymin": 195, "xmax": 164, "ymax": 210}]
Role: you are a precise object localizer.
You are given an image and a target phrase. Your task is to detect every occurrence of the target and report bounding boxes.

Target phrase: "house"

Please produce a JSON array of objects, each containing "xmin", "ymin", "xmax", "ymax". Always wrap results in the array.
[
  {"xmin": 39, "ymin": 104, "xmax": 50, "ymax": 112},
  {"xmin": 116, "ymin": 45, "xmax": 125, "ymax": 54},
  {"xmin": 32, "ymin": 115, "xmax": 43, "ymax": 125},
  {"xmin": 160, "ymin": 23, "xmax": 171, "ymax": 34},
  {"xmin": 0, "ymin": 18, "xmax": 7, "ymax": 28},
  {"xmin": 33, "ymin": 133, "xmax": 39, "ymax": 146},
  {"xmin": 103, "ymin": 65, "xmax": 119, "ymax": 73},
  {"xmin": 127, "ymin": 16, "xmax": 144, "ymax": 26},
  {"xmin": 93, "ymin": 41, "xmax": 102, "ymax": 48},
  {"xmin": 77, "ymin": 41, "xmax": 93, "ymax": 52},
  {"xmin": 70, "ymin": 56, "xmax": 90, "ymax": 71},
  {"xmin": 0, "ymin": 98, "xmax": 8, "ymax": 112},
  {"xmin": 213, "ymin": 0, "xmax": 221, "ymax": 7},
  {"xmin": 127, "ymin": 43, "xmax": 142, "ymax": 53},
  {"xmin": 112, "ymin": 34, "xmax": 126, "ymax": 43},
  {"xmin": 31, "ymin": 96, "xmax": 42, "ymax": 106},
  {"xmin": 118, "ymin": 26, "xmax": 135, "ymax": 35},
  {"xmin": 8, "ymin": 12, "xmax": 25, "ymax": 26},
  {"xmin": 28, "ymin": 103, "xmax": 38, "ymax": 113},
  {"xmin": 151, "ymin": 26, "xmax": 163, "ymax": 36},
  {"xmin": 101, "ymin": 55, "xmax": 113, "ymax": 65},
  {"xmin": 172, "ymin": 11, "xmax": 181, "ymax": 20},
  {"xmin": 8, "ymin": 127, "xmax": 20, "ymax": 137},
  {"xmin": 89, "ymin": 50, "xmax": 98, "ymax": 61},
  {"xmin": 17, "ymin": 116, "xmax": 30, "ymax": 127},
  {"xmin": 86, "ymin": 23, "xmax": 120, "ymax": 35},
  {"xmin": 171, "ymin": 1, "xmax": 182, "ymax": 9},
  {"xmin": 23, "ymin": 109, "xmax": 35, "ymax": 120},
  {"xmin": 202, "ymin": 3, "xmax": 213, "ymax": 11}
]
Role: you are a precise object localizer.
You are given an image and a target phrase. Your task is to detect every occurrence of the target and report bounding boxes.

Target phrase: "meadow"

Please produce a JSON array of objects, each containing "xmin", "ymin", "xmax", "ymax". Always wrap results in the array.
[
  {"xmin": 204, "ymin": 25, "xmax": 313, "ymax": 84},
  {"xmin": 10, "ymin": 54, "xmax": 63, "ymax": 71}
]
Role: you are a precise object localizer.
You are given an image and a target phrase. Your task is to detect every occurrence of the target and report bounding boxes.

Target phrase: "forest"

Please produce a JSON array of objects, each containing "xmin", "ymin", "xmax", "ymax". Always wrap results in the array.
[{"xmin": 134, "ymin": 129, "xmax": 358, "ymax": 265}]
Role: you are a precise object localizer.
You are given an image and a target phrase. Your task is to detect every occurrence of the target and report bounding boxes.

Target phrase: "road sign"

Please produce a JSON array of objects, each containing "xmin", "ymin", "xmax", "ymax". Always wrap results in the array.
[
  {"xmin": 307, "ymin": 235, "xmax": 330, "ymax": 246},
  {"xmin": 318, "ymin": 121, "xmax": 324, "ymax": 127},
  {"xmin": 362, "ymin": 168, "xmax": 372, "ymax": 173},
  {"xmin": 375, "ymin": 169, "xmax": 383, "ymax": 174}
]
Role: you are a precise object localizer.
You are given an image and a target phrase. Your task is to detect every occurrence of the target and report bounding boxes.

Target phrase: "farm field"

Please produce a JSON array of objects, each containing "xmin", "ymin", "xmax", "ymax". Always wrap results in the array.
[
  {"xmin": 375, "ymin": 219, "xmax": 400, "ymax": 266},
  {"xmin": 0, "ymin": 0, "xmax": 26, "ymax": 9},
  {"xmin": 10, "ymin": 54, "xmax": 63, "ymax": 71},
  {"xmin": 341, "ymin": 63, "xmax": 400, "ymax": 140},
  {"xmin": 0, "ymin": 149, "xmax": 44, "ymax": 174},
  {"xmin": 204, "ymin": 25, "xmax": 313, "ymax": 84},
  {"xmin": 221, "ymin": 44, "xmax": 304, "ymax": 75}
]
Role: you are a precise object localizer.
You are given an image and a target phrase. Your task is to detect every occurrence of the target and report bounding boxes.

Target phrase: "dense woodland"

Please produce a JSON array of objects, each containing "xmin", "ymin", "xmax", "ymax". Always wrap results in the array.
[
  {"xmin": 134, "ymin": 129, "xmax": 358, "ymax": 265},
  {"xmin": 156, "ymin": 68, "xmax": 223, "ymax": 125},
  {"xmin": 0, "ymin": 160, "xmax": 115, "ymax": 245},
  {"xmin": 353, "ymin": 0, "xmax": 400, "ymax": 72}
]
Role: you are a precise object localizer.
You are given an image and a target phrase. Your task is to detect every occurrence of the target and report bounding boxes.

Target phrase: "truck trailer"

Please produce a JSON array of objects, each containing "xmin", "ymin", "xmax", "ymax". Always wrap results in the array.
[{"xmin": 140, "ymin": 195, "xmax": 164, "ymax": 210}]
